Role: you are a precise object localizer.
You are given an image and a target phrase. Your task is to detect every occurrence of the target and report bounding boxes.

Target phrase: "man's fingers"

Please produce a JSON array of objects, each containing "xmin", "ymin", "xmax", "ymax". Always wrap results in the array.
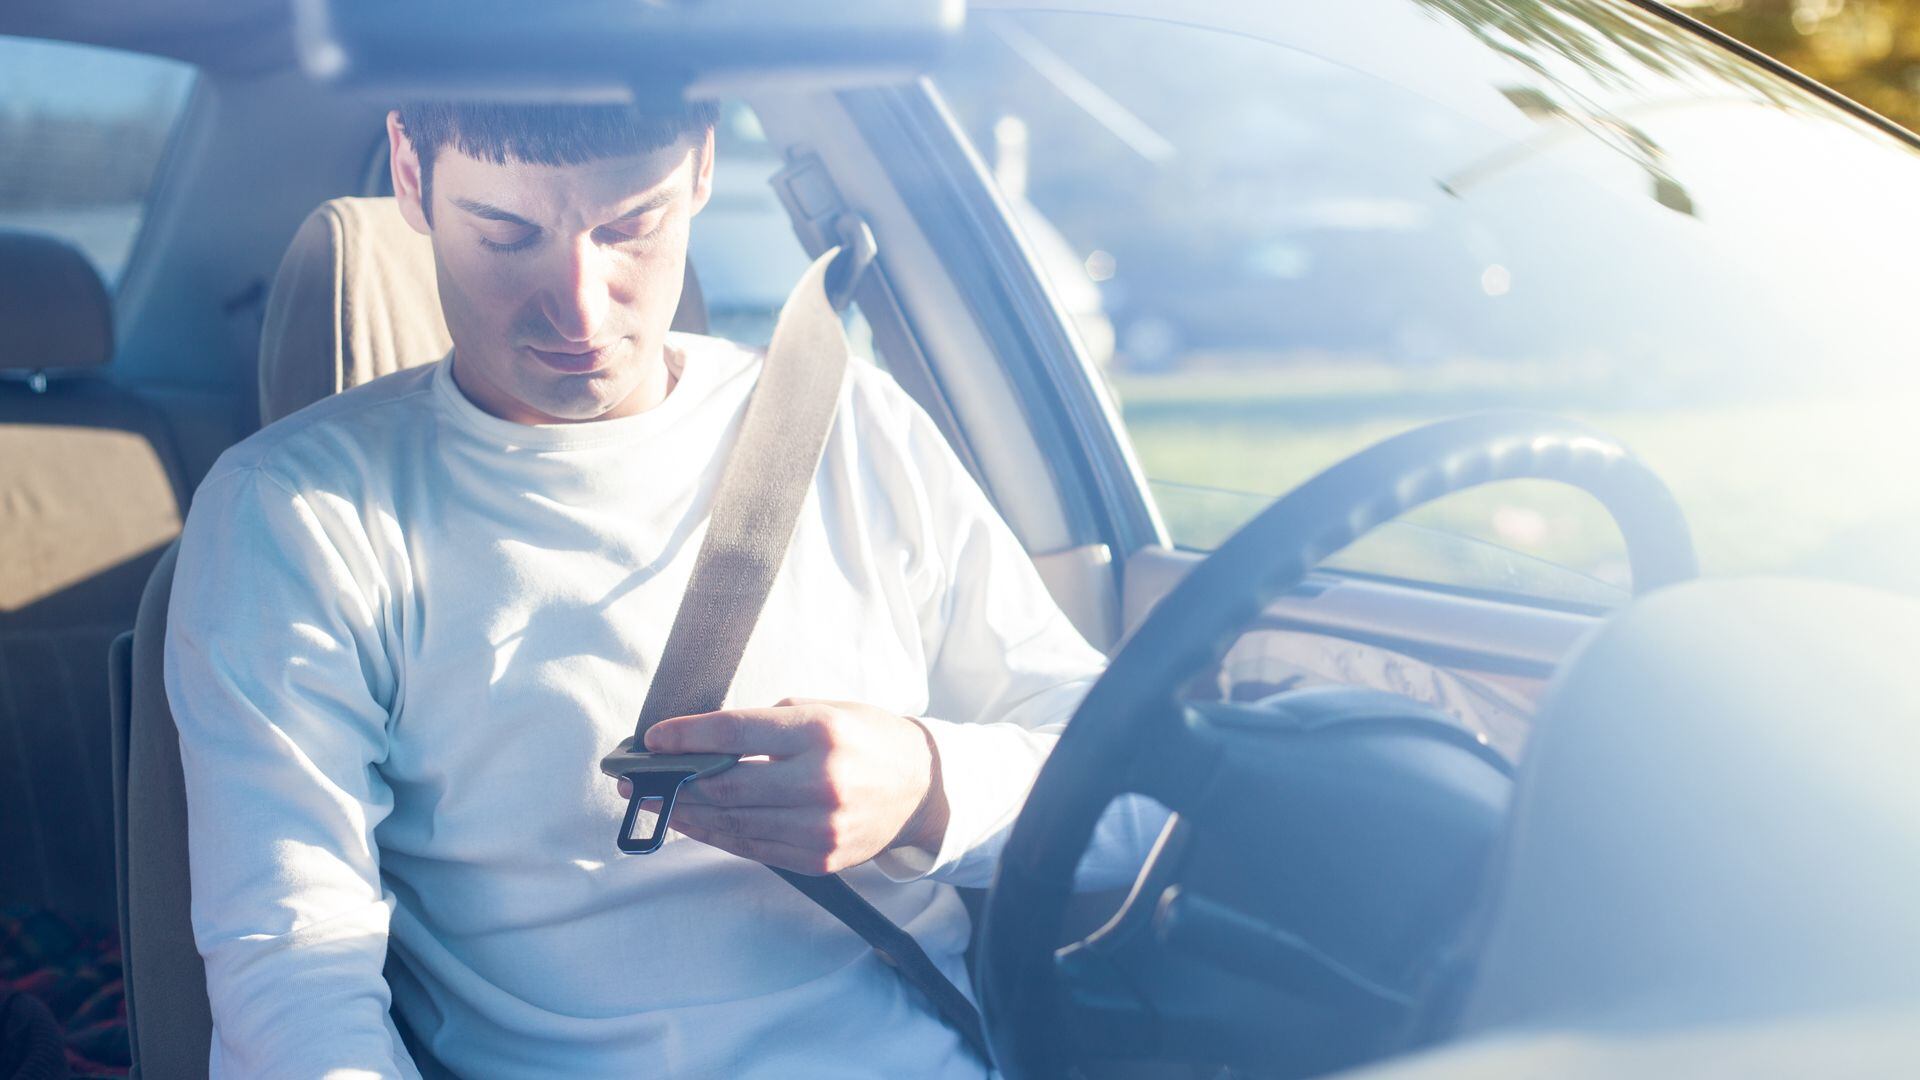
[
  {"xmin": 615, "ymin": 761, "xmax": 823, "ymax": 806},
  {"xmin": 672, "ymin": 759, "xmax": 825, "ymax": 808},
  {"xmin": 643, "ymin": 706, "xmax": 830, "ymax": 757},
  {"xmin": 672, "ymin": 819, "xmax": 840, "ymax": 876},
  {"xmin": 672, "ymin": 802, "xmax": 835, "ymax": 848}
]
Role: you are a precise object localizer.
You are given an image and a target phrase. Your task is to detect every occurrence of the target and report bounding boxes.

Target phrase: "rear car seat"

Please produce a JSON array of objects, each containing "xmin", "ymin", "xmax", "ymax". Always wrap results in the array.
[
  {"xmin": 116, "ymin": 196, "xmax": 709, "ymax": 1077},
  {"xmin": 0, "ymin": 230, "xmax": 188, "ymax": 931},
  {"xmin": 0, "ymin": 230, "xmax": 189, "ymax": 1076}
]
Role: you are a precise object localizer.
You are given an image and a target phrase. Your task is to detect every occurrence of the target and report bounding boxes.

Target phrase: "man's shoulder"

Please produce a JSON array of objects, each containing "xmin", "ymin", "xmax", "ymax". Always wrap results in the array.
[
  {"xmin": 205, "ymin": 362, "xmax": 441, "ymax": 492},
  {"xmin": 832, "ymin": 351, "xmax": 948, "ymax": 451}
]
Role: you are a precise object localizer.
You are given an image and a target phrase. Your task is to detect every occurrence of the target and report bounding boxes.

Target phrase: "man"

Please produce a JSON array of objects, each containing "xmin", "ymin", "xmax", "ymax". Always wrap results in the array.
[{"xmin": 165, "ymin": 101, "xmax": 1150, "ymax": 1078}]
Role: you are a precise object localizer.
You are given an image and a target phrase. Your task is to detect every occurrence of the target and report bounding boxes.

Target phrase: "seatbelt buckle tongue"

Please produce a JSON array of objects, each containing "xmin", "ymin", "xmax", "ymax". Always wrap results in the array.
[{"xmin": 600, "ymin": 739, "xmax": 737, "ymax": 854}]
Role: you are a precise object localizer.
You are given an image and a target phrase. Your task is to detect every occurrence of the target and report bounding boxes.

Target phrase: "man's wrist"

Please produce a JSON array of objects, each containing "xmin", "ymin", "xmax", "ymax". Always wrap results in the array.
[{"xmin": 894, "ymin": 717, "xmax": 950, "ymax": 853}]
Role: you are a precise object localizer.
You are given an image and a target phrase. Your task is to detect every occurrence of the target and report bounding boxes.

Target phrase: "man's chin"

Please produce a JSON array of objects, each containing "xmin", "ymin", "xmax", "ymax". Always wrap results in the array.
[{"xmin": 519, "ymin": 382, "xmax": 628, "ymax": 424}]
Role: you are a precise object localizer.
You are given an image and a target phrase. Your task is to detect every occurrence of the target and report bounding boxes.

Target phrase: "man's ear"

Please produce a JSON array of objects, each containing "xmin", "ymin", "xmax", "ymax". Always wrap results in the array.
[
  {"xmin": 387, "ymin": 111, "xmax": 431, "ymax": 235},
  {"xmin": 688, "ymin": 127, "xmax": 716, "ymax": 218}
]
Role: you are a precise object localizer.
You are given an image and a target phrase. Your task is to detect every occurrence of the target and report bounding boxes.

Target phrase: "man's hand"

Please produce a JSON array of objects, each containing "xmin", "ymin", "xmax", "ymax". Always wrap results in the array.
[{"xmin": 617, "ymin": 698, "xmax": 949, "ymax": 875}]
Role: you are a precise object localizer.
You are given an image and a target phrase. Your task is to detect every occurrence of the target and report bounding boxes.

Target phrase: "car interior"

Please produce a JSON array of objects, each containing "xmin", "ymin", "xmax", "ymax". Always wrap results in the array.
[{"xmin": 4, "ymin": 0, "xmax": 1919, "ymax": 1078}]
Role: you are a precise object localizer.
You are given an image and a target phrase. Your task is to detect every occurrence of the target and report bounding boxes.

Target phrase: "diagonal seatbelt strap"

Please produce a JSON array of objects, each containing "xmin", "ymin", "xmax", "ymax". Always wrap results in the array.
[{"xmin": 599, "ymin": 247, "xmax": 992, "ymax": 1065}]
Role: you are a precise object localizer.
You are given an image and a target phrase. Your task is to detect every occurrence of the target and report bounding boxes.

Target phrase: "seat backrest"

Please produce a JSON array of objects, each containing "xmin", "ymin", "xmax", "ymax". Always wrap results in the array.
[
  {"xmin": 0, "ymin": 229, "xmax": 187, "ymax": 930},
  {"xmin": 120, "ymin": 195, "xmax": 710, "ymax": 1075},
  {"xmin": 122, "ymin": 540, "xmax": 203, "ymax": 1077},
  {"xmin": 256, "ymin": 197, "xmax": 452, "ymax": 425}
]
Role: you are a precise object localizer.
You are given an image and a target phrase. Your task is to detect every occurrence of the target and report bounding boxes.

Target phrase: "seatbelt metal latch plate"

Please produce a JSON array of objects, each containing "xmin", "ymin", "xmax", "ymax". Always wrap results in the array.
[{"xmin": 600, "ymin": 739, "xmax": 737, "ymax": 855}]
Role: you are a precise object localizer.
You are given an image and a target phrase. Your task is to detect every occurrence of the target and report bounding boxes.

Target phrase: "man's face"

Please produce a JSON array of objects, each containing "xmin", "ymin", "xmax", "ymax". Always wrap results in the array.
[{"xmin": 388, "ymin": 112, "xmax": 715, "ymax": 425}]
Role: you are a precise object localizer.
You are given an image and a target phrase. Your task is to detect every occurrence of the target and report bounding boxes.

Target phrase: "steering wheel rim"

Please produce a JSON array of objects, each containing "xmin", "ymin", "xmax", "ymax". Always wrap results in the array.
[{"xmin": 977, "ymin": 411, "xmax": 1696, "ymax": 1078}]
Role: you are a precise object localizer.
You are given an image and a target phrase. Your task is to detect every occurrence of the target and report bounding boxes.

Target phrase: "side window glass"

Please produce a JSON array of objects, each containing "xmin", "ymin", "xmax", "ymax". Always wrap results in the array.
[
  {"xmin": 0, "ymin": 36, "xmax": 197, "ymax": 288},
  {"xmin": 936, "ymin": 7, "xmax": 1920, "ymax": 605}
]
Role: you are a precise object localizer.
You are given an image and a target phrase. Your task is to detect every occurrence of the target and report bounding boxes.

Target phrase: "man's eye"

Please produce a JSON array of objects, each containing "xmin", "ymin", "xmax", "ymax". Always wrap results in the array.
[
  {"xmin": 619, "ymin": 227, "xmax": 663, "ymax": 250},
  {"xmin": 598, "ymin": 213, "xmax": 666, "ymax": 247},
  {"xmin": 478, "ymin": 227, "xmax": 536, "ymax": 253}
]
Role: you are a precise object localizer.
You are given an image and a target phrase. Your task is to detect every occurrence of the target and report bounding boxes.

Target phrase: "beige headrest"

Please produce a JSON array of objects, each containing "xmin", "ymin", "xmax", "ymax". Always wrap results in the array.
[
  {"xmin": 257, "ymin": 196, "xmax": 710, "ymax": 426},
  {"xmin": 258, "ymin": 198, "xmax": 452, "ymax": 425},
  {"xmin": 0, "ymin": 230, "xmax": 113, "ymax": 372}
]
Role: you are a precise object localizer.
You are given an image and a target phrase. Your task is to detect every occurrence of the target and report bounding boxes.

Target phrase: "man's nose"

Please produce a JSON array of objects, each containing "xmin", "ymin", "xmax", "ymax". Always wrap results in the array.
[{"xmin": 540, "ymin": 237, "xmax": 612, "ymax": 344}]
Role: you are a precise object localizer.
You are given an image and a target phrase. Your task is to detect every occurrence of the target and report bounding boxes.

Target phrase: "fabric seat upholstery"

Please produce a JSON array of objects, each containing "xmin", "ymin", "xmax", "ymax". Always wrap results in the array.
[
  {"xmin": 0, "ymin": 230, "xmax": 187, "ymax": 932},
  {"xmin": 117, "ymin": 196, "xmax": 710, "ymax": 1076}
]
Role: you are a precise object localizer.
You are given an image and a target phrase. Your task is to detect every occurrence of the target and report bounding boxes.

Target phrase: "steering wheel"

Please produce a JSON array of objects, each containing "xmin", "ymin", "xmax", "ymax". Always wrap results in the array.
[{"xmin": 976, "ymin": 412, "xmax": 1696, "ymax": 1078}]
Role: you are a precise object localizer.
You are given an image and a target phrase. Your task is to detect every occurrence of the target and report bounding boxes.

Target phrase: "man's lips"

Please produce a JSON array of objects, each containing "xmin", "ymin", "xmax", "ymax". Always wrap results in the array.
[{"xmin": 527, "ymin": 342, "xmax": 619, "ymax": 374}]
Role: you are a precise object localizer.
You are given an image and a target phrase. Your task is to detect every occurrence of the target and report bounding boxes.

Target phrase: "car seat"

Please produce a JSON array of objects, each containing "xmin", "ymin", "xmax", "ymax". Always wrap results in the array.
[
  {"xmin": 1, "ymin": 230, "xmax": 188, "ymax": 931},
  {"xmin": 112, "ymin": 196, "xmax": 708, "ymax": 1077}
]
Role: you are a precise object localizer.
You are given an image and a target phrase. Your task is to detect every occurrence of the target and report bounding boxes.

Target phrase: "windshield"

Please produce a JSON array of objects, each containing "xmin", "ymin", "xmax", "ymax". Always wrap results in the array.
[{"xmin": 938, "ymin": 0, "xmax": 1920, "ymax": 600}]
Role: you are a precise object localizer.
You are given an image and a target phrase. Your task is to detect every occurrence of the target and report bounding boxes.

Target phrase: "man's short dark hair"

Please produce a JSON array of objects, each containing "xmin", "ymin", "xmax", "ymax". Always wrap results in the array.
[{"xmin": 396, "ymin": 101, "xmax": 720, "ymax": 221}]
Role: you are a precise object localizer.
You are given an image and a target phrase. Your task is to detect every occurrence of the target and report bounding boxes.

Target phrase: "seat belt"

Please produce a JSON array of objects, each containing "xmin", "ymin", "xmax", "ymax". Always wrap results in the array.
[{"xmin": 599, "ymin": 246, "xmax": 993, "ymax": 1066}]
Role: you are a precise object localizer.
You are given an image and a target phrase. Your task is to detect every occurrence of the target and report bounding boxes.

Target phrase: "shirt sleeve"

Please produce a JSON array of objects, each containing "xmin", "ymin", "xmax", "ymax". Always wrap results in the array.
[
  {"xmin": 865, "ymin": 390, "xmax": 1166, "ymax": 890},
  {"xmin": 165, "ymin": 465, "xmax": 420, "ymax": 1080}
]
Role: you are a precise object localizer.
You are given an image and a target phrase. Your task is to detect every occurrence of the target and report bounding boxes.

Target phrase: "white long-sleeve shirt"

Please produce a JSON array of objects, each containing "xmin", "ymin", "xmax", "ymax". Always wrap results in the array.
[{"xmin": 165, "ymin": 334, "xmax": 1153, "ymax": 1079}]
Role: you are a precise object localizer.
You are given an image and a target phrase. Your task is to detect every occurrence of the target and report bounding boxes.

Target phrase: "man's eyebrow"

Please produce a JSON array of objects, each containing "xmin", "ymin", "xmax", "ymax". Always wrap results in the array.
[{"xmin": 451, "ymin": 198, "xmax": 537, "ymax": 227}]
